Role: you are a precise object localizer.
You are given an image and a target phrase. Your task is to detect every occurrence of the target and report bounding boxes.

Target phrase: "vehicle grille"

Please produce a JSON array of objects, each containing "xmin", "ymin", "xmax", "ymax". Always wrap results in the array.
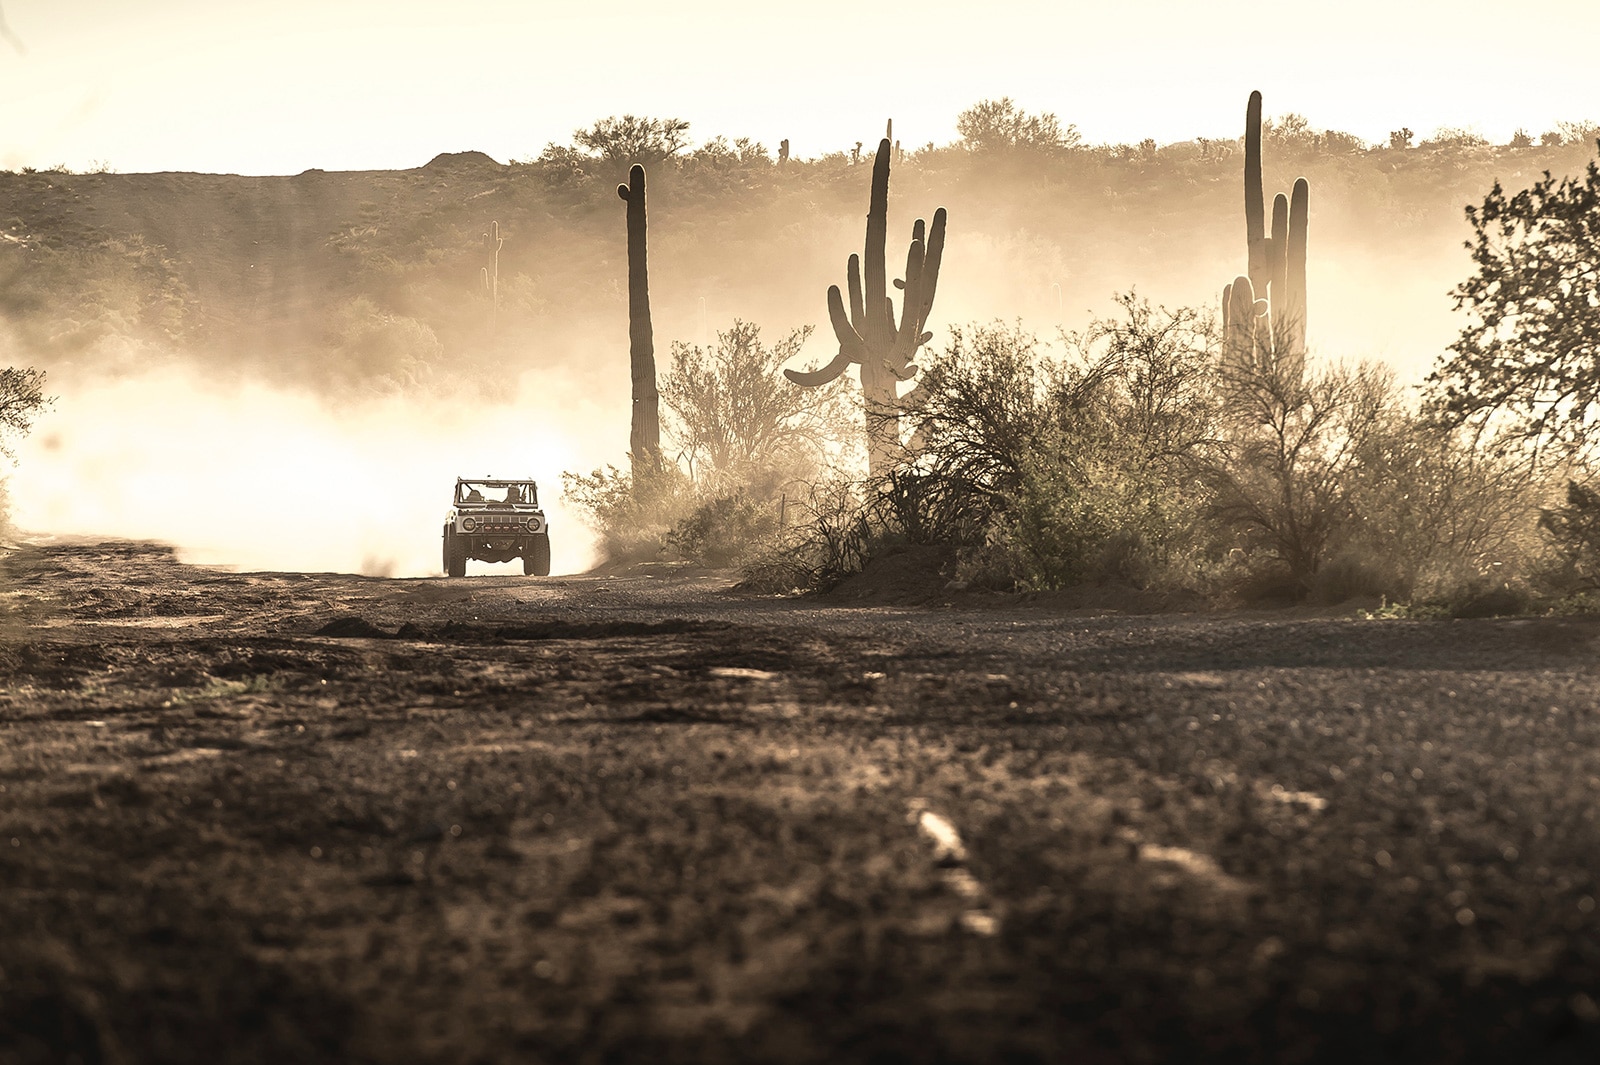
[{"xmin": 458, "ymin": 514, "xmax": 544, "ymax": 534}]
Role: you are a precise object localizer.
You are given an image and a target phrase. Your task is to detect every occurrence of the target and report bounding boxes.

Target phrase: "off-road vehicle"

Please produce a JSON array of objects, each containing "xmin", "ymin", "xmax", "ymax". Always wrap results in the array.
[{"xmin": 442, "ymin": 477, "xmax": 551, "ymax": 577}]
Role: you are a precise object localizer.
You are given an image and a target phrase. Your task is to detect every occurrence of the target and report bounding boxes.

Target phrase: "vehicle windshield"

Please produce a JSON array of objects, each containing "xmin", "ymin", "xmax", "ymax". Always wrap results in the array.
[{"xmin": 456, "ymin": 480, "xmax": 539, "ymax": 506}]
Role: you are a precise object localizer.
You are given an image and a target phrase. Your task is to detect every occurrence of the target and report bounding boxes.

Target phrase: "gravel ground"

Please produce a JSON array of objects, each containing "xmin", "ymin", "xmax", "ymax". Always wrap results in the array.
[{"xmin": 3, "ymin": 540, "xmax": 1600, "ymax": 1064}]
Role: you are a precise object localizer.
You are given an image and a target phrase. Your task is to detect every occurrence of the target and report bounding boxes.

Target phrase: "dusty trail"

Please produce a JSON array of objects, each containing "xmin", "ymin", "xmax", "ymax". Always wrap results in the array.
[{"xmin": 4, "ymin": 540, "xmax": 1600, "ymax": 1064}]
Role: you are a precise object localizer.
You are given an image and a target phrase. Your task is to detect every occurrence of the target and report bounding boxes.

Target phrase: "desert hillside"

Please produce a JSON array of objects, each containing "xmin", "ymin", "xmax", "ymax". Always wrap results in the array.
[{"xmin": 3, "ymin": 136, "xmax": 1597, "ymax": 399}]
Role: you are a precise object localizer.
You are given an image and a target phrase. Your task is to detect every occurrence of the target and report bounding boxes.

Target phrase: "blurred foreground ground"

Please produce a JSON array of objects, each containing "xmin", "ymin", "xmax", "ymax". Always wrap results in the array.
[{"xmin": 3, "ymin": 541, "xmax": 1600, "ymax": 1064}]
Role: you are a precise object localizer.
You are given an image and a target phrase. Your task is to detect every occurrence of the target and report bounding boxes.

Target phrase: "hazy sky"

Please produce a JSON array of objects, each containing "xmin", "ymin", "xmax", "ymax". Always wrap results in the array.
[{"xmin": 1, "ymin": 0, "xmax": 1597, "ymax": 174}]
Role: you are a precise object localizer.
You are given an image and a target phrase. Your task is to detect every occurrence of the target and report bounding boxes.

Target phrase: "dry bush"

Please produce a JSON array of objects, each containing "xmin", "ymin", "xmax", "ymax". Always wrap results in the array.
[
  {"xmin": 665, "ymin": 490, "xmax": 779, "ymax": 568},
  {"xmin": 659, "ymin": 321, "xmax": 854, "ymax": 496},
  {"xmin": 1201, "ymin": 340, "xmax": 1546, "ymax": 605},
  {"xmin": 559, "ymin": 462, "xmax": 695, "ymax": 565},
  {"xmin": 567, "ymin": 321, "xmax": 857, "ymax": 569}
]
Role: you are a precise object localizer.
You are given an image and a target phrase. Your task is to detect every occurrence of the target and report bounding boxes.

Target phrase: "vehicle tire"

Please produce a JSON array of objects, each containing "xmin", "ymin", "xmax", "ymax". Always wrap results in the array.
[
  {"xmin": 441, "ymin": 525, "xmax": 453, "ymax": 574},
  {"xmin": 524, "ymin": 534, "xmax": 551, "ymax": 577},
  {"xmin": 445, "ymin": 529, "xmax": 468, "ymax": 578}
]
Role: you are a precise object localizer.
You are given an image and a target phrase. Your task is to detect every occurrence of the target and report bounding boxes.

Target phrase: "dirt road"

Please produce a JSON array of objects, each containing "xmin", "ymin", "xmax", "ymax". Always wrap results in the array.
[{"xmin": 4, "ymin": 540, "xmax": 1600, "ymax": 1064}]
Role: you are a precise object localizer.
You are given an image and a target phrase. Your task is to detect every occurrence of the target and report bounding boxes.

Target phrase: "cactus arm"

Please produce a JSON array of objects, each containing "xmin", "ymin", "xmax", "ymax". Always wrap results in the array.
[
  {"xmin": 1269, "ymin": 192, "xmax": 1289, "ymax": 315},
  {"xmin": 895, "ymin": 237, "xmax": 926, "ymax": 352},
  {"xmin": 1286, "ymin": 177, "xmax": 1309, "ymax": 355},
  {"xmin": 1225, "ymin": 276, "xmax": 1257, "ymax": 364},
  {"xmin": 897, "ymin": 218, "xmax": 927, "ymax": 291},
  {"xmin": 784, "ymin": 348, "xmax": 853, "ymax": 386},
  {"xmin": 847, "ymin": 253, "xmax": 865, "ymax": 331},
  {"xmin": 826, "ymin": 283, "xmax": 868, "ymax": 360},
  {"xmin": 919, "ymin": 212, "xmax": 944, "ymax": 328},
  {"xmin": 1222, "ymin": 282, "xmax": 1233, "ymax": 331}
]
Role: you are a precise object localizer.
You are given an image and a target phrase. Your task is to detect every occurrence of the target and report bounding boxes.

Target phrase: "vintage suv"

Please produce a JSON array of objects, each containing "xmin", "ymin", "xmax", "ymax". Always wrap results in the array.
[{"xmin": 442, "ymin": 477, "xmax": 551, "ymax": 577}]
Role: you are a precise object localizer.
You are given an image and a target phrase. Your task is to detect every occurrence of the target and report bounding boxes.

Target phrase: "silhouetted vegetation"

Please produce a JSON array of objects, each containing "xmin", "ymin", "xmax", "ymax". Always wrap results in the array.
[
  {"xmin": 6, "ymin": 96, "xmax": 1600, "ymax": 606},
  {"xmin": 1427, "ymin": 151, "xmax": 1600, "ymax": 457}
]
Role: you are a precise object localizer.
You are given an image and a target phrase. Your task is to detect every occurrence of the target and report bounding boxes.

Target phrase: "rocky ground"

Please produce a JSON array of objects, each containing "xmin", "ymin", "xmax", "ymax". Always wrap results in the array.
[{"xmin": 4, "ymin": 540, "xmax": 1600, "ymax": 1064}]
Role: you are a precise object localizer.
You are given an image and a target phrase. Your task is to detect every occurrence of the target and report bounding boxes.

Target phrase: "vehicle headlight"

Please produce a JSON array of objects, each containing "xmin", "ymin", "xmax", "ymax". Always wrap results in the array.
[{"xmin": 462, "ymin": 516, "xmax": 479, "ymax": 532}]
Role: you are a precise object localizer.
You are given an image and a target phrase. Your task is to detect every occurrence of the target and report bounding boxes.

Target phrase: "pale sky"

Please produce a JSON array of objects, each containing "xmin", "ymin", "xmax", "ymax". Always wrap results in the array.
[{"xmin": 1, "ymin": 0, "xmax": 1597, "ymax": 175}]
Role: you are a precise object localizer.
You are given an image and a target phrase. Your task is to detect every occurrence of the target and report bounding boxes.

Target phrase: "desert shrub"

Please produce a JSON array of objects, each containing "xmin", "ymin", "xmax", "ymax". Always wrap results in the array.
[
  {"xmin": 659, "ymin": 321, "xmax": 854, "ymax": 494},
  {"xmin": 566, "ymin": 320, "xmax": 856, "ymax": 568},
  {"xmin": 1200, "ymin": 338, "xmax": 1402, "ymax": 598},
  {"xmin": 738, "ymin": 477, "xmax": 875, "ymax": 592},
  {"xmin": 1200, "ymin": 333, "xmax": 1546, "ymax": 605},
  {"xmin": 1421, "ymin": 127, "xmax": 1489, "ymax": 150},
  {"xmin": 1002, "ymin": 298, "xmax": 1220, "ymax": 589},
  {"xmin": 560, "ymin": 462, "xmax": 695, "ymax": 564},
  {"xmin": 665, "ymin": 490, "xmax": 778, "ymax": 568},
  {"xmin": 1557, "ymin": 121, "xmax": 1600, "ymax": 148},
  {"xmin": 1345, "ymin": 418, "xmax": 1543, "ymax": 603},
  {"xmin": 893, "ymin": 298, "xmax": 1221, "ymax": 590},
  {"xmin": 1539, "ymin": 479, "xmax": 1600, "ymax": 591}
]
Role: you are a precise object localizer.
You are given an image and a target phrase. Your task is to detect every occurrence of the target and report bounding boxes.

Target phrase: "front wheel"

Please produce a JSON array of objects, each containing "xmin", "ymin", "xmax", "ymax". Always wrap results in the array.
[
  {"xmin": 444, "ymin": 528, "xmax": 468, "ymax": 578},
  {"xmin": 524, "ymin": 533, "xmax": 551, "ymax": 577}
]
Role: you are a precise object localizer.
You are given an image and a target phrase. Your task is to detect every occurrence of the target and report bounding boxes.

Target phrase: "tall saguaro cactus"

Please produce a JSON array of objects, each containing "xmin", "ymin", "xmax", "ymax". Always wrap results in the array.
[
  {"xmin": 1224, "ymin": 91, "xmax": 1309, "ymax": 374},
  {"xmin": 617, "ymin": 164, "xmax": 660, "ymax": 474},
  {"xmin": 785, "ymin": 137, "xmax": 947, "ymax": 474},
  {"xmin": 480, "ymin": 220, "xmax": 503, "ymax": 336}
]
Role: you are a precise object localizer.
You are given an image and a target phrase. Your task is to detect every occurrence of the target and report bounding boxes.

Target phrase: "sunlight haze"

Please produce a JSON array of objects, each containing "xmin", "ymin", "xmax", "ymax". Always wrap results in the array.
[{"xmin": 1, "ymin": 0, "xmax": 1596, "ymax": 174}]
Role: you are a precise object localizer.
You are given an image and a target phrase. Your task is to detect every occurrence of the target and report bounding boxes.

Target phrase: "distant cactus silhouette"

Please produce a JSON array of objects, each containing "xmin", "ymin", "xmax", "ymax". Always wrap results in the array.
[
  {"xmin": 617, "ymin": 165, "xmax": 660, "ymax": 472},
  {"xmin": 785, "ymin": 137, "xmax": 946, "ymax": 473},
  {"xmin": 1223, "ymin": 91, "xmax": 1308, "ymax": 375},
  {"xmin": 480, "ymin": 220, "xmax": 503, "ymax": 336}
]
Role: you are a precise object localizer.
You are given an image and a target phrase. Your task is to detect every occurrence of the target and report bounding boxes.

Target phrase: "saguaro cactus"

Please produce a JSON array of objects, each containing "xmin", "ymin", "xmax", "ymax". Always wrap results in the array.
[
  {"xmin": 480, "ymin": 220, "xmax": 503, "ymax": 336},
  {"xmin": 785, "ymin": 137, "xmax": 946, "ymax": 474},
  {"xmin": 1225, "ymin": 91, "xmax": 1309, "ymax": 373},
  {"xmin": 618, "ymin": 164, "xmax": 660, "ymax": 473}
]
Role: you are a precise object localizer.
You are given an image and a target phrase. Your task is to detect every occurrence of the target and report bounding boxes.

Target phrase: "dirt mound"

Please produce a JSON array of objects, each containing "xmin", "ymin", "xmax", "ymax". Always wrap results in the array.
[
  {"xmin": 315, "ymin": 615, "xmax": 393, "ymax": 638},
  {"xmin": 420, "ymin": 150, "xmax": 504, "ymax": 169},
  {"xmin": 821, "ymin": 544, "xmax": 956, "ymax": 605}
]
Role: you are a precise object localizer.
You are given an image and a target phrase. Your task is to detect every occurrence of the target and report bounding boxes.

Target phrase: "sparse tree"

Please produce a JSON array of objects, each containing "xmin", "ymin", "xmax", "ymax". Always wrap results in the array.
[
  {"xmin": 1426, "ymin": 155, "xmax": 1600, "ymax": 456},
  {"xmin": 572, "ymin": 115, "xmax": 692, "ymax": 165},
  {"xmin": 1264, "ymin": 113, "xmax": 1314, "ymax": 152},
  {"xmin": 956, "ymin": 98, "xmax": 1081, "ymax": 153},
  {"xmin": 1201, "ymin": 329, "xmax": 1405, "ymax": 595},
  {"xmin": 1421, "ymin": 127, "xmax": 1488, "ymax": 150},
  {"xmin": 0, "ymin": 366, "xmax": 49, "ymax": 458},
  {"xmin": 661, "ymin": 321, "xmax": 851, "ymax": 489},
  {"xmin": 1557, "ymin": 121, "xmax": 1600, "ymax": 148},
  {"xmin": 1389, "ymin": 128, "xmax": 1414, "ymax": 150},
  {"xmin": 1509, "ymin": 129, "xmax": 1534, "ymax": 149}
]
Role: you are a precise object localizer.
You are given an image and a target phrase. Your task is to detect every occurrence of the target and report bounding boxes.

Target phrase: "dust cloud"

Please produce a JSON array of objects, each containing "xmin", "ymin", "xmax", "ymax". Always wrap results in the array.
[{"xmin": 9, "ymin": 364, "xmax": 605, "ymax": 577}]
